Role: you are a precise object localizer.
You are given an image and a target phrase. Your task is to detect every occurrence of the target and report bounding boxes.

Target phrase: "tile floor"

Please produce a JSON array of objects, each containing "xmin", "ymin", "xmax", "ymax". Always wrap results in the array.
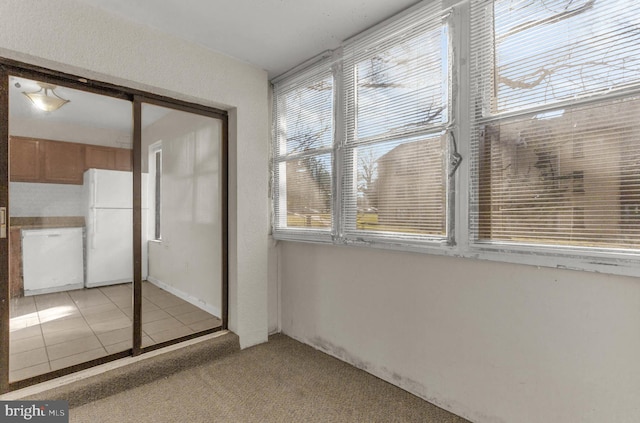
[{"xmin": 9, "ymin": 281, "xmax": 222, "ymax": 382}]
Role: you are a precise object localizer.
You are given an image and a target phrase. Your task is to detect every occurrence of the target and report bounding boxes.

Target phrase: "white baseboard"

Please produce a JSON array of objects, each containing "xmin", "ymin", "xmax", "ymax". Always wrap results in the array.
[
  {"xmin": 85, "ymin": 273, "xmax": 148, "ymax": 289},
  {"xmin": 25, "ymin": 283, "xmax": 84, "ymax": 296},
  {"xmin": 146, "ymin": 276, "xmax": 221, "ymax": 318},
  {"xmin": 85, "ymin": 279, "xmax": 130, "ymax": 288}
]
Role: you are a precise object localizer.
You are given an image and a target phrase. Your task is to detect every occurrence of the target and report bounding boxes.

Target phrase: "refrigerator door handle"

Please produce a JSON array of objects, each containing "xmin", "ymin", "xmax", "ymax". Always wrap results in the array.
[
  {"xmin": 92, "ymin": 211, "xmax": 97, "ymax": 249},
  {"xmin": 92, "ymin": 177, "xmax": 97, "ymax": 206}
]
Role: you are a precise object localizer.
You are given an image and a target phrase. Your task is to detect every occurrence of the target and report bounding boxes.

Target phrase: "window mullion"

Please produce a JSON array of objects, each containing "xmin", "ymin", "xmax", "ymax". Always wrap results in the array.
[
  {"xmin": 333, "ymin": 57, "xmax": 345, "ymax": 242},
  {"xmin": 451, "ymin": 1, "xmax": 471, "ymax": 252}
]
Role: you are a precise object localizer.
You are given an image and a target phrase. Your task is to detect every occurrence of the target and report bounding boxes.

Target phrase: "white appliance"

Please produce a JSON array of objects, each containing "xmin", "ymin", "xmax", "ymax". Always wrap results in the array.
[
  {"xmin": 84, "ymin": 169, "xmax": 148, "ymax": 288},
  {"xmin": 22, "ymin": 227, "xmax": 84, "ymax": 296}
]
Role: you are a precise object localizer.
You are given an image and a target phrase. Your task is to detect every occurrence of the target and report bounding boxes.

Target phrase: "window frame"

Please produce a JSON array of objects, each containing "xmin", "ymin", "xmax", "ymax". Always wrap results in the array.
[
  {"xmin": 467, "ymin": 0, "xmax": 640, "ymax": 275},
  {"xmin": 272, "ymin": 1, "xmax": 459, "ymax": 250},
  {"xmin": 271, "ymin": 55, "xmax": 337, "ymax": 243},
  {"xmin": 149, "ymin": 140, "xmax": 163, "ymax": 241},
  {"xmin": 340, "ymin": 7, "xmax": 456, "ymax": 247}
]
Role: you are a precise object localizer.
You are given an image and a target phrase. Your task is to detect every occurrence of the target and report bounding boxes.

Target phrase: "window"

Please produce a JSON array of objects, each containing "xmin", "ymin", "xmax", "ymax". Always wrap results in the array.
[
  {"xmin": 470, "ymin": 0, "xmax": 640, "ymax": 252},
  {"xmin": 149, "ymin": 141, "xmax": 162, "ymax": 240},
  {"xmin": 272, "ymin": 1, "xmax": 453, "ymax": 246},
  {"xmin": 272, "ymin": 61, "xmax": 334, "ymax": 240},
  {"xmin": 271, "ymin": 0, "xmax": 640, "ymax": 274},
  {"xmin": 342, "ymin": 4, "xmax": 452, "ymax": 243}
]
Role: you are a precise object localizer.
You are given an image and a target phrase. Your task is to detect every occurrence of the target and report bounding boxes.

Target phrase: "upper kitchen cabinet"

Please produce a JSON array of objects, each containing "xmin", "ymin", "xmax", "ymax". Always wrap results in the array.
[
  {"xmin": 114, "ymin": 148, "xmax": 133, "ymax": 171},
  {"xmin": 10, "ymin": 136, "xmax": 85, "ymax": 184},
  {"xmin": 42, "ymin": 139, "xmax": 85, "ymax": 184},
  {"xmin": 10, "ymin": 136, "xmax": 133, "ymax": 184},
  {"xmin": 9, "ymin": 137, "xmax": 41, "ymax": 182},
  {"xmin": 85, "ymin": 145, "xmax": 115, "ymax": 170},
  {"xmin": 86, "ymin": 145, "xmax": 132, "ymax": 172}
]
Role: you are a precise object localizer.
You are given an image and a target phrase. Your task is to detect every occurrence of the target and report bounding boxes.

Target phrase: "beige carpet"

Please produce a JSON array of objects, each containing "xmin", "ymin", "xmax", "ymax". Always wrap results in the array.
[{"xmin": 28, "ymin": 333, "xmax": 469, "ymax": 422}]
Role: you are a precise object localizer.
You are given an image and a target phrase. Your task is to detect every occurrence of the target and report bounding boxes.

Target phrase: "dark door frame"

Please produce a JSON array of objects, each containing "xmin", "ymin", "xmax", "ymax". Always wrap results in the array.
[{"xmin": 0, "ymin": 58, "xmax": 229, "ymax": 393}]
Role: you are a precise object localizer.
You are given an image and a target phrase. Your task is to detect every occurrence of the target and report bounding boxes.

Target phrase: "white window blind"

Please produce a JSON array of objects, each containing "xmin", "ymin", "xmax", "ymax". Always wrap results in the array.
[
  {"xmin": 342, "ymin": 2, "xmax": 452, "ymax": 242},
  {"xmin": 273, "ymin": 62, "xmax": 334, "ymax": 238},
  {"xmin": 470, "ymin": 0, "xmax": 640, "ymax": 250}
]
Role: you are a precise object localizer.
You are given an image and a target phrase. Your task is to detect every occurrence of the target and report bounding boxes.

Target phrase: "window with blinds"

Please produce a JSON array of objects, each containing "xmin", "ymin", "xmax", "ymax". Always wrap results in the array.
[
  {"xmin": 272, "ymin": 63, "xmax": 334, "ymax": 238},
  {"xmin": 470, "ymin": 0, "xmax": 640, "ymax": 250},
  {"xmin": 342, "ymin": 3, "xmax": 451, "ymax": 242}
]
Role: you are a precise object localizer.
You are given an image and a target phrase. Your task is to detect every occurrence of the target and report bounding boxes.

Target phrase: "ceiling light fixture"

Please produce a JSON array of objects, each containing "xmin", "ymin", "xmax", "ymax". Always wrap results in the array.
[{"xmin": 22, "ymin": 82, "xmax": 70, "ymax": 112}]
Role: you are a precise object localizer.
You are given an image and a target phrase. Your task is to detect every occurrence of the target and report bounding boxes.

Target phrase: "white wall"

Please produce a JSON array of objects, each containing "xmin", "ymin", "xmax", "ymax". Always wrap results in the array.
[
  {"xmin": 279, "ymin": 241, "xmax": 640, "ymax": 423},
  {"xmin": 10, "ymin": 118, "xmax": 131, "ymax": 148},
  {"xmin": 267, "ymin": 237, "xmax": 279, "ymax": 334},
  {"xmin": 0, "ymin": 0, "xmax": 269, "ymax": 348}
]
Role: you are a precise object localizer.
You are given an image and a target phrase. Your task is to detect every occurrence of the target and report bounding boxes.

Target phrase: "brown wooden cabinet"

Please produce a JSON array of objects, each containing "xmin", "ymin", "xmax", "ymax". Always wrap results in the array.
[
  {"xmin": 85, "ymin": 145, "xmax": 116, "ymax": 170},
  {"xmin": 10, "ymin": 136, "xmax": 133, "ymax": 184},
  {"xmin": 9, "ymin": 137, "xmax": 41, "ymax": 182},
  {"xmin": 42, "ymin": 140, "xmax": 85, "ymax": 184},
  {"xmin": 114, "ymin": 148, "xmax": 133, "ymax": 171},
  {"xmin": 86, "ymin": 145, "xmax": 132, "ymax": 172}
]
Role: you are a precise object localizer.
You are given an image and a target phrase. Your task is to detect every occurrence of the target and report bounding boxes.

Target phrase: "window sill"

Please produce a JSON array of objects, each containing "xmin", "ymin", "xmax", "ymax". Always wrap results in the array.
[{"xmin": 273, "ymin": 233, "xmax": 640, "ymax": 278}]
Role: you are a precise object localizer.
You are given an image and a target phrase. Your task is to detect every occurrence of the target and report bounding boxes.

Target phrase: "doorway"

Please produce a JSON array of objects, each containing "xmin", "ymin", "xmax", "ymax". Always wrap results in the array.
[{"xmin": 0, "ymin": 60, "xmax": 228, "ymax": 392}]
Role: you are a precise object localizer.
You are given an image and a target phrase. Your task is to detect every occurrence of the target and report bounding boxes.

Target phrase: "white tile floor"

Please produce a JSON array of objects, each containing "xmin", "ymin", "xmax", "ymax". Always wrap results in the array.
[{"xmin": 9, "ymin": 281, "xmax": 222, "ymax": 382}]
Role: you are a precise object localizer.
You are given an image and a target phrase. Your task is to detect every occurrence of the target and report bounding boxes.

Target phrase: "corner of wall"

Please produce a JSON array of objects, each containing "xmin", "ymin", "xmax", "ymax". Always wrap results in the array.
[{"xmin": 267, "ymin": 236, "xmax": 280, "ymax": 335}]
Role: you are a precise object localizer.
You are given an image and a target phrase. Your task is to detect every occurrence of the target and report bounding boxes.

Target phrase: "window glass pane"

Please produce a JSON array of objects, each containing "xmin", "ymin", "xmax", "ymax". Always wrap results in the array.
[
  {"xmin": 494, "ymin": 0, "xmax": 640, "ymax": 112},
  {"xmin": 350, "ymin": 134, "xmax": 446, "ymax": 236},
  {"xmin": 141, "ymin": 103, "xmax": 224, "ymax": 348},
  {"xmin": 273, "ymin": 62, "xmax": 334, "ymax": 236},
  {"xmin": 478, "ymin": 95, "xmax": 640, "ymax": 248},
  {"xmin": 279, "ymin": 153, "xmax": 332, "ymax": 230},
  {"xmin": 277, "ymin": 74, "xmax": 333, "ymax": 156},
  {"xmin": 355, "ymin": 25, "xmax": 448, "ymax": 138},
  {"xmin": 8, "ymin": 75, "xmax": 133, "ymax": 382}
]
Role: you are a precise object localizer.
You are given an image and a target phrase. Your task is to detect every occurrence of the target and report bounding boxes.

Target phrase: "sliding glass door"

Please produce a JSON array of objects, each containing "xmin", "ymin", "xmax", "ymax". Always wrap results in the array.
[{"xmin": 0, "ymin": 61, "xmax": 227, "ymax": 393}]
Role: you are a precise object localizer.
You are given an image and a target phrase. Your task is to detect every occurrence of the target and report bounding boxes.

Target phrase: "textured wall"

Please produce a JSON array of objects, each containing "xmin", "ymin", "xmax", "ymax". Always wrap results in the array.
[
  {"xmin": 280, "ymin": 241, "xmax": 640, "ymax": 423},
  {"xmin": 0, "ymin": 0, "xmax": 269, "ymax": 348}
]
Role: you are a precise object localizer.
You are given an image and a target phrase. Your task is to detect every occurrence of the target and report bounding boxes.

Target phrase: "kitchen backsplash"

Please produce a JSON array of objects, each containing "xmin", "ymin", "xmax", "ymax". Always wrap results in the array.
[{"xmin": 10, "ymin": 182, "xmax": 84, "ymax": 217}]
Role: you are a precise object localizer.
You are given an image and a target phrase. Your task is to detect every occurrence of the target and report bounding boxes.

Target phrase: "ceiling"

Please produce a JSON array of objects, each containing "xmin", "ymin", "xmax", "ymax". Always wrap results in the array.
[
  {"xmin": 75, "ymin": 0, "xmax": 421, "ymax": 79},
  {"xmin": 10, "ymin": 76, "xmax": 131, "ymax": 131},
  {"xmin": 9, "ymin": 76, "xmax": 170, "ymax": 135}
]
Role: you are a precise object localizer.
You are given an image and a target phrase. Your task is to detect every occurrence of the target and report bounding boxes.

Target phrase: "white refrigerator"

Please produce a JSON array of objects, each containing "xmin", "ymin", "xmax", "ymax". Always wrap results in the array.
[{"xmin": 84, "ymin": 169, "xmax": 148, "ymax": 288}]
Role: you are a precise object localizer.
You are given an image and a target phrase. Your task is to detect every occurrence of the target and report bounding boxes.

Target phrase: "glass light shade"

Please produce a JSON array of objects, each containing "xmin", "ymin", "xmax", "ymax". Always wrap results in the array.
[{"xmin": 22, "ymin": 83, "xmax": 70, "ymax": 112}]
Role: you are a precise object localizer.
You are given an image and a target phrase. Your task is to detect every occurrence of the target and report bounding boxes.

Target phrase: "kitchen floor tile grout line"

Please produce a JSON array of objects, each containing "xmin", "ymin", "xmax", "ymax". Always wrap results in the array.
[{"xmin": 8, "ymin": 282, "xmax": 221, "ymax": 382}]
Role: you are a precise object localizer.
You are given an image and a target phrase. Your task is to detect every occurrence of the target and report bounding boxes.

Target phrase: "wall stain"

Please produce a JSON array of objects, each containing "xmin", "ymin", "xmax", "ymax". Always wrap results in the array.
[{"xmin": 307, "ymin": 336, "xmax": 507, "ymax": 423}]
